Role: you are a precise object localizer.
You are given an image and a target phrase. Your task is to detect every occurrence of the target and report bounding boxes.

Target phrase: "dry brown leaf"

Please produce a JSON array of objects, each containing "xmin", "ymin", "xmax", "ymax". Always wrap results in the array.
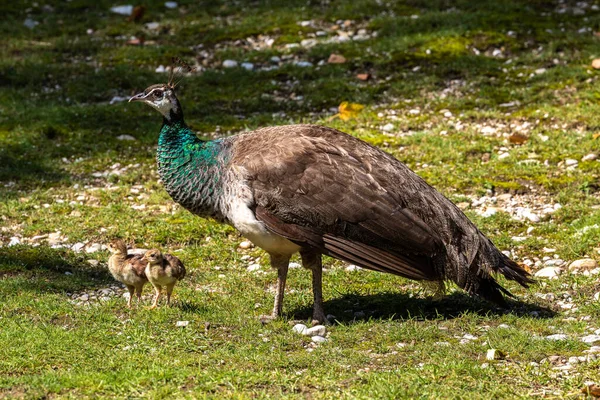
[
  {"xmin": 581, "ymin": 384, "xmax": 600, "ymax": 397},
  {"xmin": 518, "ymin": 262, "xmax": 532, "ymax": 274},
  {"xmin": 328, "ymin": 53, "xmax": 346, "ymax": 64},
  {"xmin": 508, "ymin": 132, "xmax": 528, "ymax": 144},
  {"xmin": 335, "ymin": 101, "xmax": 364, "ymax": 121},
  {"xmin": 356, "ymin": 73, "xmax": 371, "ymax": 81},
  {"xmin": 128, "ymin": 5, "xmax": 146, "ymax": 22}
]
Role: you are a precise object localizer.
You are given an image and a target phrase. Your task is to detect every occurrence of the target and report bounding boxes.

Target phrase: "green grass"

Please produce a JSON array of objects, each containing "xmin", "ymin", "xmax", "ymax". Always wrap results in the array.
[{"xmin": 2, "ymin": 0, "xmax": 600, "ymax": 398}]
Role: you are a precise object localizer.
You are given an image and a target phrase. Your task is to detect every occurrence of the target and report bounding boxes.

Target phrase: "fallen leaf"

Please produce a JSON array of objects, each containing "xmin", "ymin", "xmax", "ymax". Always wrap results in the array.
[
  {"xmin": 508, "ymin": 132, "xmax": 528, "ymax": 144},
  {"xmin": 128, "ymin": 5, "xmax": 146, "ymax": 22},
  {"xmin": 593, "ymin": 59, "xmax": 600, "ymax": 69},
  {"xmin": 518, "ymin": 262, "xmax": 532, "ymax": 274},
  {"xmin": 356, "ymin": 73, "xmax": 371, "ymax": 81},
  {"xmin": 581, "ymin": 384, "xmax": 600, "ymax": 397},
  {"xmin": 337, "ymin": 101, "xmax": 364, "ymax": 121},
  {"xmin": 328, "ymin": 53, "xmax": 346, "ymax": 64},
  {"xmin": 127, "ymin": 37, "xmax": 143, "ymax": 46},
  {"xmin": 593, "ymin": 133, "xmax": 600, "ymax": 140}
]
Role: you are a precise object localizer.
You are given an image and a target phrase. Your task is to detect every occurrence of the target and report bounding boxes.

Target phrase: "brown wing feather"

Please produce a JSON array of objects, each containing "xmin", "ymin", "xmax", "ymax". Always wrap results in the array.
[
  {"xmin": 164, "ymin": 254, "xmax": 186, "ymax": 280},
  {"xmin": 126, "ymin": 254, "xmax": 148, "ymax": 279}
]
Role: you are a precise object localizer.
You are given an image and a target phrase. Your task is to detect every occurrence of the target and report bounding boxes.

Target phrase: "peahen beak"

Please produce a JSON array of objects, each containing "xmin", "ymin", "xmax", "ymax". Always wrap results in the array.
[{"xmin": 129, "ymin": 92, "xmax": 147, "ymax": 102}]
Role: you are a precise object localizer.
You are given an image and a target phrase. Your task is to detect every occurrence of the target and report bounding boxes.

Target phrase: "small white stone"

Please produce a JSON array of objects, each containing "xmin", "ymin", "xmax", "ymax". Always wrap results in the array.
[
  {"xmin": 240, "ymin": 62, "xmax": 254, "ymax": 71},
  {"xmin": 408, "ymin": 109, "xmax": 420, "ymax": 115},
  {"xmin": 85, "ymin": 243, "xmax": 103, "ymax": 253},
  {"xmin": 311, "ymin": 335, "xmax": 327, "ymax": 343},
  {"xmin": 535, "ymin": 266, "xmax": 562, "ymax": 279},
  {"xmin": 498, "ymin": 324, "xmax": 510, "ymax": 329},
  {"xmin": 145, "ymin": 22, "xmax": 160, "ymax": 30},
  {"xmin": 545, "ymin": 334, "xmax": 568, "ymax": 341},
  {"xmin": 582, "ymin": 153, "xmax": 598, "ymax": 161},
  {"xmin": 78, "ymin": 294, "xmax": 89, "ymax": 301},
  {"xmin": 294, "ymin": 61, "xmax": 313, "ymax": 67},
  {"xmin": 222, "ymin": 60, "xmax": 238, "ymax": 68},
  {"xmin": 498, "ymin": 152, "xmax": 510, "ymax": 160},
  {"xmin": 238, "ymin": 240, "xmax": 254, "ymax": 249},
  {"xmin": 110, "ymin": 5, "xmax": 133, "ymax": 15},
  {"xmin": 345, "ymin": 264, "xmax": 362, "ymax": 271},
  {"xmin": 109, "ymin": 96, "xmax": 127, "ymax": 104},
  {"xmin": 72, "ymin": 242, "xmax": 85, "ymax": 253},
  {"xmin": 300, "ymin": 39, "xmax": 318, "ymax": 48},
  {"xmin": 176, "ymin": 320, "xmax": 189, "ymax": 327},
  {"xmin": 247, "ymin": 263, "xmax": 261, "ymax": 272},
  {"xmin": 8, "ymin": 237, "xmax": 21, "ymax": 246},
  {"xmin": 288, "ymin": 262, "xmax": 301, "ymax": 269},
  {"xmin": 65, "ymin": 271, "xmax": 73, "ymax": 276},
  {"xmin": 155, "ymin": 65, "xmax": 166, "ymax": 73},
  {"xmin": 568, "ymin": 259, "xmax": 598, "ymax": 271},
  {"xmin": 565, "ymin": 158, "xmax": 578, "ymax": 167},
  {"xmin": 462, "ymin": 334, "xmax": 478, "ymax": 341},
  {"xmin": 116, "ymin": 134, "xmax": 136, "ymax": 141},
  {"xmin": 535, "ymin": 68, "xmax": 547, "ymax": 74},
  {"xmin": 304, "ymin": 325, "xmax": 327, "ymax": 337},
  {"xmin": 164, "ymin": 1, "xmax": 178, "ymax": 9},
  {"xmin": 87, "ymin": 260, "xmax": 99, "ymax": 267},
  {"xmin": 270, "ymin": 56, "xmax": 281, "ymax": 63},
  {"xmin": 292, "ymin": 324, "xmax": 308, "ymax": 334},
  {"xmin": 582, "ymin": 335, "xmax": 600, "ymax": 344},
  {"xmin": 486, "ymin": 349, "xmax": 504, "ymax": 360},
  {"xmin": 382, "ymin": 123, "xmax": 395, "ymax": 132}
]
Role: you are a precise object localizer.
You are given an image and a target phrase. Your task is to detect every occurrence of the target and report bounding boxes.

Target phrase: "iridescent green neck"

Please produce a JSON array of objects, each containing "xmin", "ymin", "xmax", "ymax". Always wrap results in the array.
[{"xmin": 157, "ymin": 120, "xmax": 227, "ymax": 219}]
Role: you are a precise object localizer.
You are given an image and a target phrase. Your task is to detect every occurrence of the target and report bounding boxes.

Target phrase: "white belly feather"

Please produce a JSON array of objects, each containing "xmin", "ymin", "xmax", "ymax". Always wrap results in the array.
[
  {"xmin": 228, "ymin": 197, "xmax": 300, "ymax": 256},
  {"xmin": 222, "ymin": 168, "xmax": 300, "ymax": 256}
]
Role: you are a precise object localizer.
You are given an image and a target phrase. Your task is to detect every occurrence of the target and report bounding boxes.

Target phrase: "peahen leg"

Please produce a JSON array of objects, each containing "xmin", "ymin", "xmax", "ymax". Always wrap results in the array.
[
  {"xmin": 300, "ymin": 249, "xmax": 327, "ymax": 325},
  {"xmin": 260, "ymin": 254, "xmax": 290, "ymax": 323}
]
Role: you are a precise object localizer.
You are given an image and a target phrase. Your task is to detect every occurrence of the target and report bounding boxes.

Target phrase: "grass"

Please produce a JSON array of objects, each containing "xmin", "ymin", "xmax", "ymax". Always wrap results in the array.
[{"xmin": 2, "ymin": 0, "xmax": 600, "ymax": 397}]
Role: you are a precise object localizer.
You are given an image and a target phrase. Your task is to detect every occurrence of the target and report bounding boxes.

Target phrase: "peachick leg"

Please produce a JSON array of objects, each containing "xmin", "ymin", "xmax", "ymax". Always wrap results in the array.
[
  {"xmin": 126, "ymin": 285, "xmax": 135, "ymax": 308},
  {"xmin": 166, "ymin": 283, "xmax": 175, "ymax": 306},
  {"xmin": 150, "ymin": 285, "xmax": 161, "ymax": 309},
  {"xmin": 300, "ymin": 249, "xmax": 327, "ymax": 325}
]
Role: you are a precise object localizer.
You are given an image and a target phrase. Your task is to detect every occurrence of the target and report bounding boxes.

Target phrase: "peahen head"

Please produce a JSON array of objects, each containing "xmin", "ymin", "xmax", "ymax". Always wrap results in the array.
[{"xmin": 129, "ymin": 84, "xmax": 182, "ymax": 121}]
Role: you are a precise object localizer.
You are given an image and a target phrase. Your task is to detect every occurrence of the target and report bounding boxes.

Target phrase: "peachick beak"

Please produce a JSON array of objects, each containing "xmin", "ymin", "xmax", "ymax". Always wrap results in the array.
[{"xmin": 129, "ymin": 92, "xmax": 147, "ymax": 103}]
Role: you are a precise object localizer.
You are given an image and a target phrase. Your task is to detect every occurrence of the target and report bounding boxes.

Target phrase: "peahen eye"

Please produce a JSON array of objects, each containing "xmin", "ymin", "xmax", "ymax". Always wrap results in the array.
[{"xmin": 154, "ymin": 90, "xmax": 163, "ymax": 97}]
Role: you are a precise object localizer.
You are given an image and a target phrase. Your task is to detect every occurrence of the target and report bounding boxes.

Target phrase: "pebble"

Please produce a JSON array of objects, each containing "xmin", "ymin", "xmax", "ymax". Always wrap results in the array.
[
  {"xmin": 565, "ymin": 159, "xmax": 578, "ymax": 167},
  {"xmin": 238, "ymin": 240, "xmax": 254, "ymax": 249},
  {"xmin": 78, "ymin": 294, "xmax": 89, "ymax": 301},
  {"xmin": 581, "ymin": 335, "xmax": 600, "ymax": 344},
  {"xmin": 311, "ymin": 336, "xmax": 327, "ymax": 343},
  {"xmin": 164, "ymin": 1, "xmax": 178, "ymax": 9},
  {"xmin": 222, "ymin": 60, "xmax": 238, "ymax": 68},
  {"xmin": 498, "ymin": 324, "xmax": 510, "ymax": 329},
  {"xmin": 382, "ymin": 123, "xmax": 395, "ymax": 132},
  {"xmin": 301, "ymin": 39, "xmax": 318, "ymax": 48},
  {"xmin": 568, "ymin": 258, "xmax": 598, "ymax": 271},
  {"xmin": 145, "ymin": 22, "xmax": 160, "ymax": 30},
  {"xmin": 247, "ymin": 263, "xmax": 261, "ymax": 272},
  {"xmin": 270, "ymin": 56, "xmax": 281, "ymax": 63},
  {"xmin": 486, "ymin": 349, "xmax": 504, "ymax": 360},
  {"xmin": 288, "ymin": 262, "xmax": 301, "ymax": 269},
  {"xmin": 498, "ymin": 152, "xmax": 510, "ymax": 160},
  {"xmin": 345, "ymin": 264, "xmax": 362, "ymax": 271},
  {"xmin": 85, "ymin": 243, "xmax": 104, "ymax": 253},
  {"xmin": 155, "ymin": 65, "xmax": 166, "ymax": 73},
  {"xmin": 534, "ymin": 266, "xmax": 562, "ymax": 279},
  {"xmin": 294, "ymin": 61, "xmax": 313, "ymax": 67},
  {"xmin": 240, "ymin": 62, "xmax": 254, "ymax": 71},
  {"xmin": 176, "ymin": 320, "xmax": 189, "ymax": 327},
  {"xmin": 8, "ymin": 237, "xmax": 21, "ymax": 246},
  {"xmin": 582, "ymin": 153, "xmax": 598, "ymax": 161},
  {"xmin": 71, "ymin": 243, "xmax": 85, "ymax": 252},
  {"xmin": 545, "ymin": 334, "xmax": 568, "ymax": 341},
  {"xmin": 116, "ymin": 134, "xmax": 136, "ymax": 141},
  {"xmin": 110, "ymin": 5, "xmax": 133, "ymax": 15}
]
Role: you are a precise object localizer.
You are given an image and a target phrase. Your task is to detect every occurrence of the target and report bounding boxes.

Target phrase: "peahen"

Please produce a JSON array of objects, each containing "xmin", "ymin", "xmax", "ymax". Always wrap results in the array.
[{"xmin": 129, "ymin": 83, "xmax": 533, "ymax": 324}]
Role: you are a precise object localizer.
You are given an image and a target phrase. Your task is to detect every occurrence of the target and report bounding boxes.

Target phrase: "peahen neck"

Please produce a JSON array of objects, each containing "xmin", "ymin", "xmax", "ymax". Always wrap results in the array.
[{"xmin": 157, "ymin": 118, "xmax": 228, "ymax": 220}]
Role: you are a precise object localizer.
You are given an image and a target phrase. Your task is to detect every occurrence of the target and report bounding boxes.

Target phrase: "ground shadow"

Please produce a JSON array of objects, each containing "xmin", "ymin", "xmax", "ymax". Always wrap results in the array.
[
  {"xmin": 0, "ymin": 245, "xmax": 114, "ymax": 294},
  {"xmin": 289, "ymin": 291, "xmax": 555, "ymax": 323}
]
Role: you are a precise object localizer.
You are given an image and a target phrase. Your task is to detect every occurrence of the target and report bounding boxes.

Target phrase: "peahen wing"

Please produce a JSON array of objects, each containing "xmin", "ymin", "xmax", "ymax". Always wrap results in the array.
[{"xmin": 230, "ymin": 125, "xmax": 446, "ymax": 281}]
